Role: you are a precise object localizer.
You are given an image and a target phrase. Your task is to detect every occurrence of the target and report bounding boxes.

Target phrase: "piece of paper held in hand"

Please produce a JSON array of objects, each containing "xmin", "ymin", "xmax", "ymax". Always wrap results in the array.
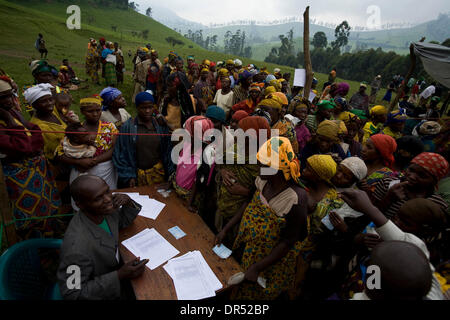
[
  {"xmin": 321, "ymin": 214, "xmax": 335, "ymax": 231},
  {"xmin": 212, "ymin": 244, "xmax": 232, "ymax": 259},
  {"xmin": 168, "ymin": 226, "xmax": 187, "ymax": 240}
]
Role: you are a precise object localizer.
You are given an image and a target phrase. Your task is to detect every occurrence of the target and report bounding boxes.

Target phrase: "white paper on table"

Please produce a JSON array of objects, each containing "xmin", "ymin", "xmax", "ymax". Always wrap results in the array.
[
  {"xmin": 164, "ymin": 251, "xmax": 222, "ymax": 292},
  {"xmin": 132, "ymin": 197, "xmax": 166, "ymax": 220},
  {"xmin": 122, "ymin": 228, "xmax": 179, "ymax": 270},
  {"xmin": 293, "ymin": 69, "xmax": 306, "ymax": 87},
  {"xmin": 165, "ymin": 255, "xmax": 216, "ymax": 300}
]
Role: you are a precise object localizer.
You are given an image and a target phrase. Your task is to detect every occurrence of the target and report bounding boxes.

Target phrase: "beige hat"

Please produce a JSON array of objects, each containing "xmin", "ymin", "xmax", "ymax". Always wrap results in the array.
[
  {"xmin": 376, "ymin": 75, "xmax": 382, "ymax": 79},
  {"xmin": 0, "ymin": 79, "xmax": 13, "ymax": 96}
]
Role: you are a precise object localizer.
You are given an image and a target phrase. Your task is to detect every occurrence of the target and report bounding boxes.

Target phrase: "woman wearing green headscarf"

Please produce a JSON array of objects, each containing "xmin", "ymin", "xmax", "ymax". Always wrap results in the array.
[{"xmin": 305, "ymin": 100, "xmax": 335, "ymax": 133}]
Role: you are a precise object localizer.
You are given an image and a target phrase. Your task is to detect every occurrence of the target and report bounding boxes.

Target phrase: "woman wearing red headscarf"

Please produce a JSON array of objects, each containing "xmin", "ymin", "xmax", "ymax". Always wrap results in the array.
[
  {"xmin": 215, "ymin": 116, "xmax": 271, "ymax": 245},
  {"xmin": 359, "ymin": 133, "xmax": 398, "ymax": 197},
  {"xmin": 171, "ymin": 116, "xmax": 214, "ymax": 211},
  {"xmin": 373, "ymin": 152, "xmax": 449, "ymax": 219}
]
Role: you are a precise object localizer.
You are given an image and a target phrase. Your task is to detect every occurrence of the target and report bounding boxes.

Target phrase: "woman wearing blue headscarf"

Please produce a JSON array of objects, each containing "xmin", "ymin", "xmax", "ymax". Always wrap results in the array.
[{"xmin": 100, "ymin": 87, "xmax": 131, "ymax": 128}]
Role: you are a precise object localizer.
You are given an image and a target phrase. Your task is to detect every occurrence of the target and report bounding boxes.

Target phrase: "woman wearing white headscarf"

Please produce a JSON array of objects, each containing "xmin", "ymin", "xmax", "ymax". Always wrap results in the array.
[{"xmin": 26, "ymin": 83, "xmax": 67, "ymax": 161}]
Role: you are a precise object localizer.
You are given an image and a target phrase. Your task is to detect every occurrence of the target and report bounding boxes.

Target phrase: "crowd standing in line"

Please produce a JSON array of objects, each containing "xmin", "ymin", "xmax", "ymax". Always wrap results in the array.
[{"xmin": 0, "ymin": 36, "xmax": 450, "ymax": 300}]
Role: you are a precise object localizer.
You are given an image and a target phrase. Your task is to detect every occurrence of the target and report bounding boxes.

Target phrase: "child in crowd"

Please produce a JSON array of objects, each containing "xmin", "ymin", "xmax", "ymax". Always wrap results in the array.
[
  {"xmin": 60, "ymin": 122, "xmax": 96, "ymax": 160},
  {"xmin": 55, "ymin": 92, "xmax": 79, "ymax": 124}
]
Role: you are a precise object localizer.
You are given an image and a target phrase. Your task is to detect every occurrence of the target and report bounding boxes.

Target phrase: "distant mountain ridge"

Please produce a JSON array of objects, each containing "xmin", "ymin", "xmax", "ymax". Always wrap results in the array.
[{"xmin": 149, "ymin": 6, "xmax": 449, "ymax": 56}]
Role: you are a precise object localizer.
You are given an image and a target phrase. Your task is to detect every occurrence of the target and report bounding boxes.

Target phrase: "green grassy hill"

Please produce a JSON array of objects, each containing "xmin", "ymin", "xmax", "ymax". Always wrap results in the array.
[{"xmin": 0, "ymin": 0, "xmax": 388, "ymax": 118}]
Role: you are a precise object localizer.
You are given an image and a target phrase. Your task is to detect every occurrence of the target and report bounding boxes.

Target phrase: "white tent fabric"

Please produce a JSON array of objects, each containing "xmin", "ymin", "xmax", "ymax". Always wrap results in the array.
[{"xmin": 413, "ymin": 42, "xmax": 450, "ymax": 88}]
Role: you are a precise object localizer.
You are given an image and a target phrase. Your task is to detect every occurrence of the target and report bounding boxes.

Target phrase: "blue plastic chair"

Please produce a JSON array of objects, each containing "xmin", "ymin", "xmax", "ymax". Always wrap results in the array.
[{"xmin": 0, "ymin": 239, "xmax": 63, "ymax": 300}]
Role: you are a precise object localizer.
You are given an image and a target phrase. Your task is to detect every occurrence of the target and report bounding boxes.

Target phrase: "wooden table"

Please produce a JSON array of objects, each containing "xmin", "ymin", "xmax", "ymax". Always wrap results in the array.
[{"xmin": 118, "ymin": 185, "xmax": 242, "ymax": 300}]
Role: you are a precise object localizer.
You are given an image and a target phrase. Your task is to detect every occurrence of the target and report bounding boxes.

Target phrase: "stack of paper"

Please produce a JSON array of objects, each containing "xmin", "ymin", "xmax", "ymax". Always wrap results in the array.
[
  {"xmin": 122, "ymin": 228, "xmax": 180, "ymax": 270},
  {"xmin": 115, "ymin": 192, "xmax": 166, "ymax": 220},
  {"xmin": 164, "ymin": 251, "xmax": 223, "ymax": 300}
]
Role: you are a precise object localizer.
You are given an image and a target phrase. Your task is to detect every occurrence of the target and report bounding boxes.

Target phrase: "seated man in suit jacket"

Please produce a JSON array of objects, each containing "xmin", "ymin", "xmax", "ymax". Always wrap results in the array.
[{"xmin": 57, "ymin": 175, "xmax": 148, "ymax": 300}]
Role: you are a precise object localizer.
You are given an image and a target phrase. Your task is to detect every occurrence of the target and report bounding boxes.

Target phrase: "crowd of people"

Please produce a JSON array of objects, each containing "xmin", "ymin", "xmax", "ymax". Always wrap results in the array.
[{"xmin": 0, "ymin": 36, "xmax": 450, "ymax": 301}]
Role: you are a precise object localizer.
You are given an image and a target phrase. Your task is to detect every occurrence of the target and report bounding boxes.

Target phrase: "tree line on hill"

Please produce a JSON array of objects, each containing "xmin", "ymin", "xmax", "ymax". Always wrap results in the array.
[{"xmin": 182, "ymin": 29, "xmax": 252, "ymax": 58}]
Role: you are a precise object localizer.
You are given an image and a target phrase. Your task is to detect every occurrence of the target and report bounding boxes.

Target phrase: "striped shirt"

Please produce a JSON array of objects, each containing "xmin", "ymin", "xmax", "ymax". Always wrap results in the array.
[
  {"xmin": 373, "ymin": 177, "xmax": 448, "ymax": 219},
  {"xmin": 305, "ymin": 115, "xmax": 319, "ymax": 133},
  {"xmin": 232, "ymin": 84, "xmax": 249, "ymax": 105}
]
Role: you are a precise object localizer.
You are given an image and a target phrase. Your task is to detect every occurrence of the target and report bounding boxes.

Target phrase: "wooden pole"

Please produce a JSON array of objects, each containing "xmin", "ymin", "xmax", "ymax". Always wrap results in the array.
[
  {"xmin": 303, "ymin": 6, "xmax": 313, "ymax": 101},
  {"xmin": 0, "ymin": 161, "xmax": 17, "ymax": 248},
  {"xmin": 389, "ymin": 42, "xmax": 419, "ymax": 112}
]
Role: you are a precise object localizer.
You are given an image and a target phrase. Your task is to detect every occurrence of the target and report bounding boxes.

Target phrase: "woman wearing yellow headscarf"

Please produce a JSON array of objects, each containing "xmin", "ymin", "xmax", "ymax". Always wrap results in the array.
[
  {"xmin": 216, "ymin": 137, "xmax": 309, "ymax": 300},
  {"xmin": 299, "ymin": 120, "xmax": 347, "ymax": 170},
  {"xmin": 56, "ymin": 95, "xmax": 119, "ymax": 206},
  {"xmin": 337, "ymin": 111, "xmax": 364, "ymax": 157},
  {"xmin": 264, "ymin": 85, "xmax": 277, "ymax": 97},
  {"xmin": 269, "ymin": 79, "xmax": 282, "ymax": 91},
  {"xmin": 259, "ymin": 94, "xmax": 299, "ymax": 153},
  {"xmin": 218, "ymin": 68, "xmax": 229, "ymax": 78},
  {"xmin": 362, "ymin": 105, "xmax": 388, "ymax": 144},
  {"xmin": 295, "ymin": 154, "xmax": 343, "ymax": 293}
]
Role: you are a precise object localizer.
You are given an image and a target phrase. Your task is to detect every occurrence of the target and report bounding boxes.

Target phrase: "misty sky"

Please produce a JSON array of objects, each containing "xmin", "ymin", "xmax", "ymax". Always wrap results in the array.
[{"xmin": 135, "ymin": 0, "xmax": 449, "ymax": 27}]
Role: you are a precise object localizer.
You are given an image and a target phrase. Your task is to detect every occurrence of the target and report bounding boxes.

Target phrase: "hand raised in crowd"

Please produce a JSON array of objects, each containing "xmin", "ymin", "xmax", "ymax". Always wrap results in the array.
[
  {"xmin": 386, "ymin": 181, "xmax": 409, "ymax": 201},
  {"xmin": 329, "ymin": 211, "xmax": 348, "ymax": 233},
  {"xmin": 354, "ymin": 233, "xmax": 383, "ymax": 249},
  {"xmin": 221, "ymin": 169, "xmax": 237, "ymax": 187},
  {"xmin": 225, "ymin": 182, "xmax": 250, "ymax": 196},
  {"xmin": 117, "ymin": 257, "xmax": 149, "ymax": 280},
  {"xmin": 363, "ymin": 233, "xmax": 383, "ymax": 249},
  {"xmin": 338, "ymin": 188, "xmax": 374, "ymax": 214},
  {"xmin": 113, "ymin": 193, "xmax": 132, "ymax": 208}
]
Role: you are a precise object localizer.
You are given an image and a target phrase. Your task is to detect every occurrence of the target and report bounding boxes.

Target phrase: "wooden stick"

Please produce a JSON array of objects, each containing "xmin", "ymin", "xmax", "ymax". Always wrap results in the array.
[
  {"xmin": 303, "ymin": 6, "xmax": 313, "ymax": 101},
  {"xmin": 389, "ymin": 42, "xmax": 417, "ymax": 112},
  {"xmin": 0, "ymin": 161, "xmax": 17, "ymax": 247}
]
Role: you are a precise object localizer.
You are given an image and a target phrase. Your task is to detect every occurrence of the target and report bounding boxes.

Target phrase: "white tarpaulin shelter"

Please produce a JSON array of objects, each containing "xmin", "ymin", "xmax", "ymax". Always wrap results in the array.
[{"xmin": 413, "ymin": 42, "xmax": 450, "ymax": 88}]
